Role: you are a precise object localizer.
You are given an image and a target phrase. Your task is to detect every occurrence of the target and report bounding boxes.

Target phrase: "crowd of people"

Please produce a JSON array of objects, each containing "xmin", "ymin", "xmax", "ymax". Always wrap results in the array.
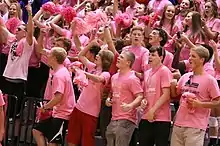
[{"xmin": 0, "ymin": 0, "xmax": 220, "ymax": 146}]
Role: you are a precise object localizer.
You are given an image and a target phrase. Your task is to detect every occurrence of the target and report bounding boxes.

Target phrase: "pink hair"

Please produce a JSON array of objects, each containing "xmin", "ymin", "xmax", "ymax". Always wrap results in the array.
[{"xmin": 84, "ymin": 10, "xmax": 108, "ymax": 28}]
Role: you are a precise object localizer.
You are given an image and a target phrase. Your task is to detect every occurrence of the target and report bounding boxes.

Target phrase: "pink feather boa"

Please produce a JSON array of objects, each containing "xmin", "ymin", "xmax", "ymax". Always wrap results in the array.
[
  {"xmin": 114, "ymin": 13, "xmax": 132, "ymax": 28},
  {"xmin": 139, "ymin": 12, "xmax": 159, "ymax": 26},
  {"xmin": 72, "ymin": 17, "xmax": 90, "ymax": 35}
]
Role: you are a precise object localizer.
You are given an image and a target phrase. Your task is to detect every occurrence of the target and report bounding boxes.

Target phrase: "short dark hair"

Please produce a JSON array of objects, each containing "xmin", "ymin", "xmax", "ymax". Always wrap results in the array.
[
  {"xmin": 149, "ymin": 46, "xmax": 163, "ymax": 57},
  {"xmin": 153, "ymin": 27, "xmax": 168, "ymax": 47},
  {"xmin": 89, "ymin": 45, "xmax": 101, "ymax": 58},
  {"xmin": 56, "ymin": 37, "xmax": 72, "ymax": 52}
]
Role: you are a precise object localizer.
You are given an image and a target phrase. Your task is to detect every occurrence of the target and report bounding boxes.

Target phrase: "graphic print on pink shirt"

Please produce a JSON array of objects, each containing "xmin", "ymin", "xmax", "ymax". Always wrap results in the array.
[
  {"xmin": 142, "ymin": 65, "xmax": 172, "ymax": 122},
  {"xmin": 111, "ymin": 71, "xmax": 143, "ymax": 124},
  {"xmin": 175, "ymin": 72, "xmax": 220, "ymax": 130}
]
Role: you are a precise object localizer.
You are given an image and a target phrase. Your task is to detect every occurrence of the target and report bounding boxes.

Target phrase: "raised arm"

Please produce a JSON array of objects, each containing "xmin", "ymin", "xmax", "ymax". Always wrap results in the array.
[
  {"xmin": 104, "ymin": 27, "xmax": 118, "ymax": 55},
  {"xmin": 26, "ymin": 4, "xmax": 33, "ymax": 45}
]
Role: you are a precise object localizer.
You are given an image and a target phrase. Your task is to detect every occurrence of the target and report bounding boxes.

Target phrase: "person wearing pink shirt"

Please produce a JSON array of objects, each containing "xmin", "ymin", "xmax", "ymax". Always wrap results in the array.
[
  {"xmin": 147, "ymin": 0, "xmax": 172, "ymax": 15},
  {"xmin": 105, "ymin": 50, "xmax": 144, "ymax": 146},
  {"xmin": 125, "ymin": 0, "xmax": 140, "ymax": 17},
  {"xmin": 138, "ymin": 46, "xmax": 172, "ymax": 146},
  {"xmin": 122, "ymin": 26, "xmax": 149, "ymax": 73},
  {"xmin": 32, "ymin": 47, "xmax": 76, "ymax": 146},
  {"xmin": 3, "ymin": 4, "xmax": 33, "ymax": 118},
  {"xmin": 0, "ymin": 90, "xmax": 4, "ymax": 146},
  {"xmin": 170, "ymin": 45, "xmax": 220, "ymax": 146},
  {"xmin": 67, "ymin": 40, "xmax": 114, "ymax": 146}
]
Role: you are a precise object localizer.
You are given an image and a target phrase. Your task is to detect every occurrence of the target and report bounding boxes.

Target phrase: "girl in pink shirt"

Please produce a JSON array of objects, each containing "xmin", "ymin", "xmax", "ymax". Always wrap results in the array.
[
  {"xmin": 154, "ymin": 4, "xmax": 179, "ymax": 54},
  {"xmin": 67, "ymin": 40, "xmax": 114, "ymax": 146}
]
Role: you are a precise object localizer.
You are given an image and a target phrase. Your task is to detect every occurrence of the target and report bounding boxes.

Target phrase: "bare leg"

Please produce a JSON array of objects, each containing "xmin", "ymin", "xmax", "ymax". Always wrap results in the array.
[{"xmin": 32, "ymin": 129, "xmax": 46, "ymax": 146}]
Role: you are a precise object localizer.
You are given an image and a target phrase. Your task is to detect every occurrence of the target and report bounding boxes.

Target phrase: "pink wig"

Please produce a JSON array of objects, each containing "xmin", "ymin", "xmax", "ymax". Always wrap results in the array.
[
  {"xmin": 42, "ymin": 2, "xmax": 56, "ymax": 14},
  {"xmin": 84, "ymin": 10, "xmax": 108, "ymax": 28},
  {"xmin": 61, "ymin": 6, "xmax": 77, "ymax": 24},
  {"xmin": 5, "ymin": 17, "xmax": 21, "ymax": 34},
  {"xmin": 72, "ymin": 17, "xmax": 90, "ymax": 35}
]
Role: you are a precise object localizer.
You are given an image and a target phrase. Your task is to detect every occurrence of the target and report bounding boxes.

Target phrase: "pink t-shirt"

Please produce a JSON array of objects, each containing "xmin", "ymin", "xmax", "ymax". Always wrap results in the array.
[
  {"xmin": 0, "ymin": 90, "xmax": 5, "ymax": 106},
  {"xmin": 44, "ymin": 57, "xmax": 71, "ymax": 101},
  {"xmin": 125, "ymin": 2, "xmax": 140, "ymax": 17},
  {"xmin": 51, "ymin": 65, "xmax": 76, "ymax": 120},
  {"xmin": 1, "ymin": 35, "xmax": 16, "ymax": 55},
  {"xmin": 206, "ymin": 18, "xmax": 220, "ymax": 33},
  {"xmin": 148, "ymin": 0, "xmax": 172, "ymax": 15},
  {"xmin": 76, "ymin": 62, "xmax": 111, "ymax": 117},
  {"xmin": 163, "ymin": 50, "xmax": 174, "ymax": 71},
  {"xmin": 142, "ymin": 65, "xmax": 172, "ymax": 122},
  {"xmin": 175, "ymin": 72, "xmax": 220, "ymax": 130},
  {"xmin": 123, "ymin": 45, "xmax": 149, "ymax": 72},
  {"xmin": 3, "ymin": 38, "xmax": 34, "ymax": 80},
  {"xmin": 111, "ymin": 71, "xmax": 143, "ymax": 124},
  {"xmin": 215, "ymin": 48, "xmax": 220, "ymax": 80}
]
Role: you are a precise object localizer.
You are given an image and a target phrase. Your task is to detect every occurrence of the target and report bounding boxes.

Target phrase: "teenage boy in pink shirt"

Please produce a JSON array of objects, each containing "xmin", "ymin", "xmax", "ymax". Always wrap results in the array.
[
  {"xmin": 170, "ymin": 45, "xmax": 220, "ymax": 146},
  {"xmin": 138, "ymin": 46, "xmax": 172, "ymax": 146},
  {"xmin": 122, "ymin": 26, "xmax": 149, "ymax": 73},
  {"xmin": 32, "ymin": 47, "xmax": 75, "ymax": 146},
  {"xmin": 0, "ymin": 90, "xmax": 5, "ymax": 146},
  {"xmin": 105, "ymin": 50, "xmax": 144, "ymax": 146}
]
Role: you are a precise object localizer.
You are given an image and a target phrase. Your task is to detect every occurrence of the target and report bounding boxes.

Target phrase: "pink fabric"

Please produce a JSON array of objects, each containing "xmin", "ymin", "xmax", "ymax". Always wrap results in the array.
[
  {"xmin": 147, "ymin": 0, "xmax": 172, "ymax": 15},
  {"xmin": 61, "ymin": 29, "xmax": 72, "ymax": 39},
  {"xmin": 29, "ymin": 45, "xmax": 40, "ymax": 67},
  {"xmin": 175, "ymin": 72, "xmax": 220, "ymax": 130},
  {"xmin": 73, "ymin": 17, "xmax": 90, "ymax": 35},
  {"xmin": 111, "ymin": 71, "xmax": 143, "ymax": 124},
  {"xmin": 206, "ymin": 18, "xmax": 220, "ymax": 33},
  {"xmin": 125, "ymin": 2, "xmax": 140, "ymax": 17},
  {"xmin": 1, "ymin": 36, "xmax": 16, "ymax": 55},
  {"xmin": 122, "ymin": 45, "xmax": 149, "ymax": 72},
  {"xmin": 84, "ymin": 10, "xmax": 108, "ymax": 29},
  {"xmin": 51, "ymin": 65, "xmax": 76, "ymax": 120},
  {"xmin": 163, "ymin": 50, "xmax": 174, "ymax": 70},
  {"xmin": 142, "ymin": 52, "xmax": 150, "ymax": 71},
  {"xmin": 215, "ymin": 48, "xmax": 220, "ymax": 80},
  {"xmin": 3, "ymin": 38, "xmax": 34, "ymax": 80},
  {"xmin": 76, "ymin": 61, "xmax": 110, "ymax": 117},
  {"xmin": 142, "ymin": 65, "xmax": 172, "ymax": 122}
]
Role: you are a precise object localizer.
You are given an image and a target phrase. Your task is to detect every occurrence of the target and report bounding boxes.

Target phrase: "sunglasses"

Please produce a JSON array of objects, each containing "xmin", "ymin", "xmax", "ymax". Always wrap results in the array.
[{"xmin": 17, "ymin": 27, "xmax": 26, "ymax": 32}]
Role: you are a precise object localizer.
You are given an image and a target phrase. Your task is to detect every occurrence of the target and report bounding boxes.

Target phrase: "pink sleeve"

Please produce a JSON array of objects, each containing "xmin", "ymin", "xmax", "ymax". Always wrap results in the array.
[
  {"xmin": 183, "ymin": 60, "xmax": 191, "ymax": 72},
  {"xmin": 208, "ymin": 77, "xmax": 220, "ymax": 100},
  {"xmin": 129, "ymin": 76, "xmax": 143, "ymax": 95},
  {"xmin": 161, "ymin": 68, "xmax": 172, "ymax": 88},
  {"xmin": 211, "ymin": 19, "xmax": 220, "ymax": 32},
  {"xmin": 101, "ymin": 72, "xmax": 111, "ymax": 86},
  {"xmin": 0, "ymin": 90, "xmax": 5, "ymax": 106},
  {"xmin": 177, "ymin": 74, "xmax": 186, "ymax": 93},
  {"xmin": 52, "ymin": 75, "xmax": 65, "ymax": 95},
  {"xmin": 86, "ymin": 61, "xmax": 96, "ymax": 72},
  {"xmin": 61, "ymin": 29, "xmax": 72, "ymax": 39}
]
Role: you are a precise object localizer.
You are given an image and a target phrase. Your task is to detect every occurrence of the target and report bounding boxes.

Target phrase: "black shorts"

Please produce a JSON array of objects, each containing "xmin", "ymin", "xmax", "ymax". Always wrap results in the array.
[{"xmin": 33, "ymin": 117, "xmax": 68, "ymax": 144}]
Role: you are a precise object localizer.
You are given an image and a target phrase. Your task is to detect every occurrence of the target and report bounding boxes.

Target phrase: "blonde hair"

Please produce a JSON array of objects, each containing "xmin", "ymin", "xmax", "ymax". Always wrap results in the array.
[
  {"xmin": 192, "ymin": 45, "xmax": 210, "ymax": 64},
  {"xmin": 9, "ymin": 3, "xmax": 22, "ymax": 20},
  {"xmin": 51, "ymin": 47, "xmax": 67, "ymax": 64}
]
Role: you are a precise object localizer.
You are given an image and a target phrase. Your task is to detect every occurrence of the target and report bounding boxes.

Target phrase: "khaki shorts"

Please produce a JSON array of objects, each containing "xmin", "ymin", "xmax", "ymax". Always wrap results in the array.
[{"xmin": 171, "ymin": 125, "xmax": 205, "ymax": 146}]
